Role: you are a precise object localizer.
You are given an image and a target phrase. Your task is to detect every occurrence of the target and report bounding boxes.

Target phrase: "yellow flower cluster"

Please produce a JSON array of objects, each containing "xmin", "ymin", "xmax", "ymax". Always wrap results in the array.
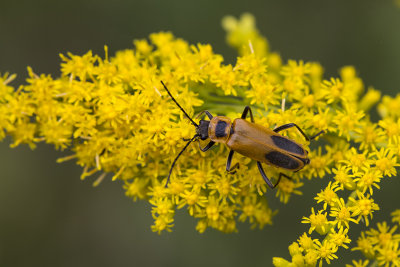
[
  {"xmin": 350, "ymin": 210, "xmax": 400, "ymax": 267},
  {"xmin": 225, "ymin": 14, "xmax": 400, "ymax": 267},
  {"xmin": 1, "ymin": 13, "xmax": 400, "ymax": 265}
]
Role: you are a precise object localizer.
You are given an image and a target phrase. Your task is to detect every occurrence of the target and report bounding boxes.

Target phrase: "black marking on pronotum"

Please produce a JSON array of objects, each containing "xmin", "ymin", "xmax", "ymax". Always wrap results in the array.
[
  {"xmin": 215, "ymin": 120, "xmax": 228, "ymax": 137},
  {"xmin": 265, "ymin": 151, "xmax": 300, "ymax": 170},
  {"xmin": 270, "ymin": 135, "xmax": 304, "ymax": 155}
]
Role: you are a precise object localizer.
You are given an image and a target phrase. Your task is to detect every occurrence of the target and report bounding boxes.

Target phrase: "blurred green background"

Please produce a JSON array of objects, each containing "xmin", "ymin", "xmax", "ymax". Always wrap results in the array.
[{"xmin": 1, "ymin": 0, "xmax": 400, "ymax": 266}]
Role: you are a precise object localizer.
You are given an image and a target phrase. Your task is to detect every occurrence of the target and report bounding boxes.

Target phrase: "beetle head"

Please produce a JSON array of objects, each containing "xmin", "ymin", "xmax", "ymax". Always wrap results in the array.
[{"xmin": 197, "ymin": 120, "xmax": 210, "ymax": 140}]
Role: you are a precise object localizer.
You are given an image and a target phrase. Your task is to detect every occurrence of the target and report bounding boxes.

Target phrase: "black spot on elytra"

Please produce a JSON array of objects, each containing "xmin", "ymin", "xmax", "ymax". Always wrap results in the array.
[
  {"xmin": 271, "ymin": 135, "xmax": 304, "ymax": 155},
  {"xmin": 265, "ymin": 151, "xmax": 300, "ymax": 169},
  {"xmin": 215, "ymin": 120, "xmax": 228, "ymax": 138}
]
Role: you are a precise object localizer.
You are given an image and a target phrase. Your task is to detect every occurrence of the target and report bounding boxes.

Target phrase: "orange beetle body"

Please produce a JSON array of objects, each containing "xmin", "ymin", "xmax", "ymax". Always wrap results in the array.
[
  {"xmin": 209, "ymin": 117, "xmax": 309, "ymax": 172},
  {"xmin": 161, "ymin": 81, "xmax": 323, "ymax": 189}
]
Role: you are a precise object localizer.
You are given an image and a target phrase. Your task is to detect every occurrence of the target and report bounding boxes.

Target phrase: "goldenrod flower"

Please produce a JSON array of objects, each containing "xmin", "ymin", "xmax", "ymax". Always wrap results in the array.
[
  {"xmin": 325, "ymin": 140, "xmax": 349, "ymax": 166},
  {"xmin": 352, "ymin": 232, "xmax": 376, "ymax": 259},
  {"xmin": 358, "ymin": 87, "xmax": 381, "ymax": 112},
  {"xmin": 320, "ymin": 78, "xmax": 345, "ymax": 104},
  {"xmin": 275, "ymin": 177, "xmax": 303, "ymax": 204},
  {"xmin": 353, "ymin": 167, "xmax": 383, "ymax": 195},
  {"xmin": 332, "ymin": 103, "xmax": 365, "ymax": 141},
  {"xmin": 304, "ymin": 249, "xmax": 319, "ymax": 266},
  {"xmin": 329, "ymin": 198, "xmax": 358, "ymax": 229},
  {"xmin": 352, "ymin": 216, "xmax": 400, "ymax": 266},
  {"xmin": 307, "ymin": 147, "xmax": 332, "ymax": 179},
  {"xmin": 349, "ymin": 192, "xmax": 380, "ymax": 227},
  {"xmin": 373, "ymin": 147, "xmax": 400, "ymax": 177},
  {"xmin": 302, "ymin": 207, "xmax": 329, "ymax": 235},
  {"xmin": 327, "ymin": 227, "xmax": 351, "ymax": 249},
  {"xmin": 376, "ymin": 242, "xmax": 400, "ymax": 267},
  {"xmin": 379, "ymin": 118, "xmax": 400, "ymax": 140},
  {"xmin": 298, "ymin": 233, "xmax": 316, "ymax": 252},
  {"xmin": 315, "ymin": 181, "xmax": 341, "ymax": 210},
  {"xmin": 354, "ymin": 122, "xmax": 386, "ymax": 151},
  {"xmin": 378, "ymin": 94, "xmax": 400, "ymax": 118},
  {"xmin": 221, "ymin": 13, "xmax": 268, "ymax": 58},
  {"xmin": 332, "ymin": 165, "xmax": 356, "ymax": 191},
  {"xmin": 342, "ymin": 147, "xmax": 374, "ymax": 174},
  {"xmin": 392, "ymin": 210, "xmax": 400, "ymax": 226},
  {"xmin": 314, "ymin": 239, "xmax": 339, "ymax": 266},
  {"xmin": 366, "ymin": 221, "xmax": 400, "ymax": 250},
  {"xmin": 2, "ymin": 12, "xmax": 400, "ymax": 266},
  {"xmin": 345, "ymin": 259, "xmax": 370, "ymax": 267}
]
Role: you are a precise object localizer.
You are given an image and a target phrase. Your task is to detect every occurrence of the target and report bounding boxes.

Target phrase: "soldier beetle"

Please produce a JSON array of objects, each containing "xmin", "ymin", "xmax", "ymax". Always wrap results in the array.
[{"xmin": 160, "ymin": 81, "xmax": 324, "ymax": 189}]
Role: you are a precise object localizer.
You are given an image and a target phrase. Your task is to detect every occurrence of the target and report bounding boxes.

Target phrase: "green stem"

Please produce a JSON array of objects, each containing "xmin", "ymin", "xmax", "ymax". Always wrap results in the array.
[{"xmin": 190, "ymin": 82, "xmax": 287, "ymax": 115}]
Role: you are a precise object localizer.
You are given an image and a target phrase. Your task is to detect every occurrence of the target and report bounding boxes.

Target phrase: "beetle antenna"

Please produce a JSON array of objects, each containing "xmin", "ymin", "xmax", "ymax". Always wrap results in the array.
[
  {"xmin": 165, "ymin": 134, "xmax": 199, "ymax": 187},
  {"xmin": 160, "ymin": 81, "xmax": 199, "ymax": 127}
]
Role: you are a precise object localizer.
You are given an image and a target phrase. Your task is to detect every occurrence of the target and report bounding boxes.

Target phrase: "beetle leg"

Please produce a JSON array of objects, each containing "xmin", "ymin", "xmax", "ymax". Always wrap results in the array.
[
  {"xmin": 241, "ymin": 106, "xmax": 255, "ymax": 123},
  {"xmin": 273, "ymin": 123, "xmax": 311, "ymax": 141},
  {"xmin": 227, "ymin": 164, "xmax": 239, "ymax": 174},
  {"xmin": 278, "ymin": 172, "xmax": 292, "ymax": 181},
  {"xmin": 195, "ymin": 110, "xmax": 213, "ymax": 120},
  {"xmin": 226, "ymin": 150, "xmax": 240, "ymax": 174},
  {"xmin": 257, "ymin": 162, "xmax": 291, "ymax": 189},
  {"xmin": 310, "ymin": 130, "xmax": 325, "ymax": 140},
  {"xmin": 274, "ymin": 123, "xmax": 325, "ymax": 142},
  {"xmin": 257, "ymin": 162, "xmax": 275, "ymax": 188},
  {"xmin": 199, "ymin": 140, "xmax": 215, "ymax": 152}
]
